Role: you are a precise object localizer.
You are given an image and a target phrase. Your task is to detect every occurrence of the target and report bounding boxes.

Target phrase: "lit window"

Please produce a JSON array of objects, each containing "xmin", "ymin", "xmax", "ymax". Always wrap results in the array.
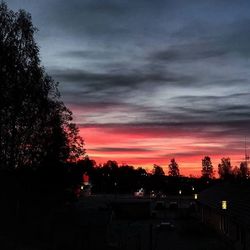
[{"xmin": 222, "ymin": 200, "xmax": 227, "ymax": 210}]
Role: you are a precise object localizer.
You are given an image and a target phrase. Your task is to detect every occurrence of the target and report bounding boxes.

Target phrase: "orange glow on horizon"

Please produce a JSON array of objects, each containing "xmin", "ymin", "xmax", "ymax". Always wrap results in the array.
[{"xmin": 79, "ymin": 125, "xmax": 246, "ymax": 177}]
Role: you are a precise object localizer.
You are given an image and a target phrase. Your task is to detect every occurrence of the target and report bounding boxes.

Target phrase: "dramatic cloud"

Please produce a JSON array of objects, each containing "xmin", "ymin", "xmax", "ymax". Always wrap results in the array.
[{"xmin": 6, "ymin": 0, "xmax": 250, "ymax": 175}]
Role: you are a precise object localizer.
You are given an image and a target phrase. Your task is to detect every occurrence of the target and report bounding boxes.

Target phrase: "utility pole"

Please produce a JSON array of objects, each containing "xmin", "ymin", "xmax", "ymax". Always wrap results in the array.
[{"xmin": 245, "ymin": 137, "xmax": 249, "ymax": 167}]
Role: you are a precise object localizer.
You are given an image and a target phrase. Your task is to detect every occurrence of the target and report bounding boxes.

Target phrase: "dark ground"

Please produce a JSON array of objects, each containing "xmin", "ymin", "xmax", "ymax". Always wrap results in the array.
[
  {"xmin": 0, "ymin": 194, "xmax": 229, "ymax": 250},
  {"xmin": 69, "ymin": 195, "xmax": 229, "ymax": 250}
]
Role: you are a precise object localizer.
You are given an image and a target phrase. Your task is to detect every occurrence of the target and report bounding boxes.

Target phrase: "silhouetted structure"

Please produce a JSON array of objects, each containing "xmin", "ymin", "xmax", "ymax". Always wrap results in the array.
[
  {"xmin": 198, "ymin": 183, "xmax": 250, "ymax": 250},
  {"xmin": 201, "ymin": 156, "xmax": 214, "ymax": 179},
  {"xmin": 218, "ymin": 157, "xmax": 233, "ymax": 180},
  {"xmin": 168, "ymin": 158, "xmax": 180, "ymax": 177},
  {"xmin": 0, "ymin": 2, "xmax": 84, "ymax": 170},
  {"xmin": 0, "ymin": 3, "xmax": 85, "ymax": 249}
]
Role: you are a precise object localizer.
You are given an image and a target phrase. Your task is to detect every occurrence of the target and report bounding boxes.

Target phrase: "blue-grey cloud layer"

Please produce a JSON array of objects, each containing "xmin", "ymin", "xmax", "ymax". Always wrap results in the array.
[{"xmin": 5, "ymin": 0, "xmax": 250, "ymax": 134}]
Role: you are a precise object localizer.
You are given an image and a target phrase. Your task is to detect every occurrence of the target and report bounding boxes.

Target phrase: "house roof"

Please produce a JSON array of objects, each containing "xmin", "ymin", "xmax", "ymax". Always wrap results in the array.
[{"xmin": 198, "ymin": 182, "xmax": 250, "ymax": 228}]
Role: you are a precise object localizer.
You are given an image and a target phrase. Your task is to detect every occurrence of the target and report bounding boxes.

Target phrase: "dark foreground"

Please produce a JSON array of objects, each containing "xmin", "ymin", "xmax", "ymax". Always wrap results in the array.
[{"xmin": 0, "ymin": 194, "xmax": 229, "ymax": 250}]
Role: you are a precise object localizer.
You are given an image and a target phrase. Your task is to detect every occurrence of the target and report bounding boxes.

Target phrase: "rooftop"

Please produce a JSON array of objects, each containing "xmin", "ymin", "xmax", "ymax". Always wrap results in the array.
[{"xmin": 198, "ymin": 182, "xmax": 250, "ymax": 228}]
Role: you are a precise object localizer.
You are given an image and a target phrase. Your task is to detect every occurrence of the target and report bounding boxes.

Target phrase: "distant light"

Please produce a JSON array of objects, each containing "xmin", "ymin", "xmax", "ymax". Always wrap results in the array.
[
  {"xmin": 194, "ymin": 194, "xmax": 198, "ymax": 200},
  {"xmin": 83, "ymin": 173, "xmax": 89, "ymax": 185},
  {"xmin": 80, "ymin": 186, "xmax": 84, "ymax": 190},
  {"xmin": 134, "ymin": 188, "xmax": 144, "ymax": 197},
  {"xmin": 150, "ymin": 190, "xmax": 155, "ymax": 198},
  {"xmin": 179, "ymin": 190, "xmax": 182, "ymax": 195},
  {"xmin": 192, "ymin": 186, "xmax": 195, "ymax": 191},
  {"xmin": 222, "ymin": 200, "xmax": 227, "ymax": 210}
]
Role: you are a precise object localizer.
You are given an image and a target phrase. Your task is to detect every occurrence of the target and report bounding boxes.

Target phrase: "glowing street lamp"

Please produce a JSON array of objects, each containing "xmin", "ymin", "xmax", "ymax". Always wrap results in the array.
[
  {"xmin": 179, "ymin": 190, "xmax": 182, "ymax": 195},
  {"xmin": 194, "ymin": 194, "xmax": 198, "ymax": 200}
]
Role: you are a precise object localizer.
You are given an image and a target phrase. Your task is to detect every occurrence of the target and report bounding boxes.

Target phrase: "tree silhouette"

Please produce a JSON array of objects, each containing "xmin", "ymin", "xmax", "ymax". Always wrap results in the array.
[
  {"xmin": 201, "ymin": 156, "xmax": 214, "ymax": 179},
  {"xmin": 152, "ymin": 164, "xmax": 165, "ymax": 176},
  {"xmin": 168, "ymin": 158, "xmax": 180, "ymax": 177},
  {"xmin": 0, "ymin": 2, "xmax": 84, "ymax": 169},
  {"xmin": 218, "ymin": 157, "xmax": 232, "ymax": 180},
  {"xmin": 149, "ymin": 164, "xmax": 166, "ymax": 193},
  {"xmin": 232, "ymin": 166, "xmax": 240, "ymax": 179},
  {"xmin": 239, "ymin": 161, "xmax": 249, "ymax": 179}
]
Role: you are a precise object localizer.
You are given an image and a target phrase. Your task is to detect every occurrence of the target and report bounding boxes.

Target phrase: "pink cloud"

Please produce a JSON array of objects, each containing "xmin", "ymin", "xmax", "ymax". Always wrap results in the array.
[{"xmin": 79, "ymin": 124, "xmax": 246, "ymax": 176}]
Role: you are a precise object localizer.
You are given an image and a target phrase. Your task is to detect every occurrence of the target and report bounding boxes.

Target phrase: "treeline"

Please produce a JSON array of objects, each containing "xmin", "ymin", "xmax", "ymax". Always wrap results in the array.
[
  {"xmin": 66, "ymin": 156, "xmax": 250, "ymax": 197},
  {"xmin": 0, "ymin": 2, "xmax": 84, "ymax": 171},
  {"xmin": 1, "ymin": 0, "xmax": 249, "ymax": 213},
  {"xmin": 201, "ymin": 156, "xmax": 249, "ymax": 180},
  {"xmin": 1, "ymin": 2, "xmax": 248, "ymax": 249},
  {"xmin": 0, "ymin": 3, "xmax": 86, "ymax": 242},
  {"xmin": 65, "ymin": 158, "xmax": 200, "ymax": 196},
  {"xmin": 1, "ymin": 1, "xmax": 249, "ymax": 198},
  {"xmin": 0, "ymin": 1, "xmax": 85, "ymax": 198}
]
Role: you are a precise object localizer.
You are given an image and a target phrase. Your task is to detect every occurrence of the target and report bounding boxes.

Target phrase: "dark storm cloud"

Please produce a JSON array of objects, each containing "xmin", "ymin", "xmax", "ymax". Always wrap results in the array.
[
  {"xmin": 150, "ymin": 42, "xmax": 227, "ymax": 62},
  {"xmin": 150, "ymin": 19, "xmax": 250, "ymax": 63},
  {"xmin": 170, "ymin": 93, "xmax": 250, "ymax": 101},
  {"xmin": 60, "ymin": 50, "xmax": 117, "ymax": 60},
  {"xmin": 42, "ymin": 0, "xmax": 250, "ymax": 38},
  {"xmin": 6, "ymin": 0, "xmax": 250, "ymax": 138},
  {"xmin": 62, "ymin": 89, "xmax": 250, "ymax": 129},
  {"xmin": 52, "ymin": 69, "xmax": 169, "ymax": 86},
  {"xmin": 221, "ymin": 19, "xmax": 250, "ymax": 57},
  {"xmin": 30, "ymin": 0, "xmax": 171, "ymax": 41},
  {"xmin": 81, "ymin": 120, "xmax": 250, "ymax": 129},
  {"xmin": 51, "ymin": 67, "xmax": 196, "ymax": 101},
  {"xmin": 52, "ymin": 68, "xmax": 194, "ymax": 85},
  {"xmin": 165, "ymin": 93, "xmax": 250, "ymax": 124}
]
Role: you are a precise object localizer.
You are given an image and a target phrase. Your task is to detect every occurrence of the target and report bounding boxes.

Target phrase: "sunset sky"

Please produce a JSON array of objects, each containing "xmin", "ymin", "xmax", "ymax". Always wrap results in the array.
[{"xmin": 7, "ymin": 0, "xmax": 250, "ymax": 176}]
